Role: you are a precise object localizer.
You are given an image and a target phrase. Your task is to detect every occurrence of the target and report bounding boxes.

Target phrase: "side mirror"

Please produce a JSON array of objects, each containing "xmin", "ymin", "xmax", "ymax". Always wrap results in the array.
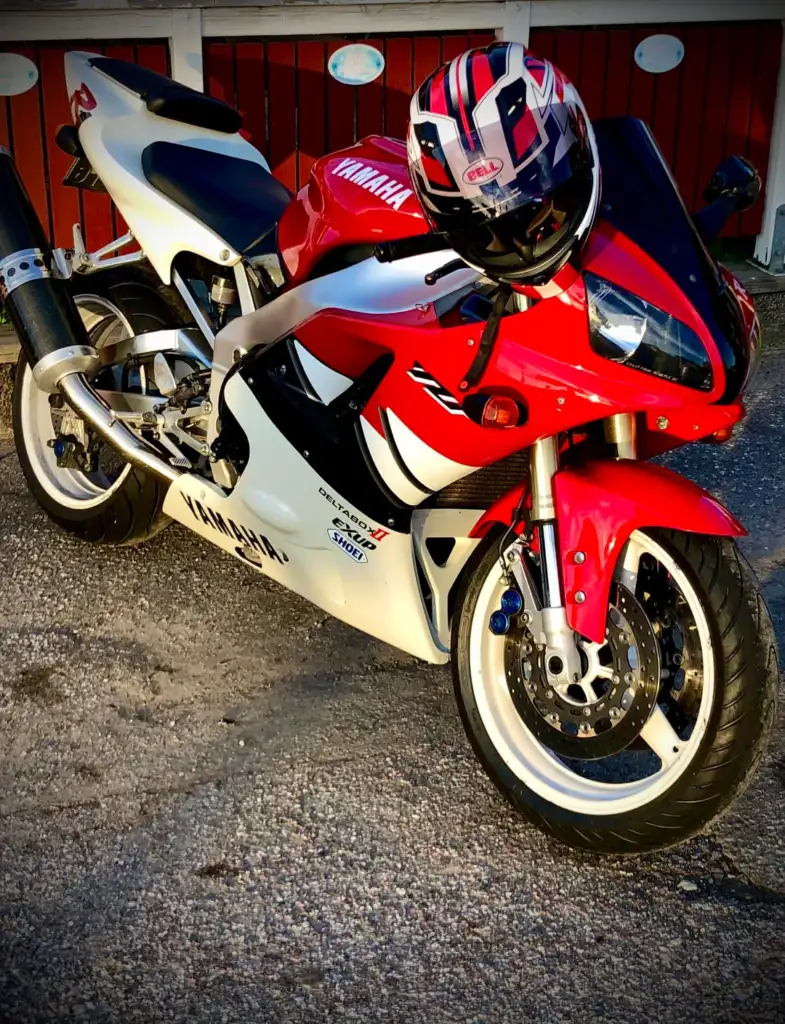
[{"xmin": 703, "ymin": 156, "xmax": 761, "ymax": 212}]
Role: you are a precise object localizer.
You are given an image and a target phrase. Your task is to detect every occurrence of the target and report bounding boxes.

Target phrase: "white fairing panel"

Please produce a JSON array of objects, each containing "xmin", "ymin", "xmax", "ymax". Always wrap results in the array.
[
  {"xmin": 64, "ymin": 51, "xmax": 271, "ymax": 283},
  {"xmin": 384, "ymin": 408, "xmax": 476, "ymax": 492},
  {"xmin": 163, "ymin": 372, "xmax": 451, "ymax": 664}
]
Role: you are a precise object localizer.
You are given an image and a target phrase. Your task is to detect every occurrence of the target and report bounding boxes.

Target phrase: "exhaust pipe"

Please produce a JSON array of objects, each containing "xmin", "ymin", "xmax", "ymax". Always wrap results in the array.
[{"xmin": 0, "ymin": 147, "xmax": 180, "ymax": 486}]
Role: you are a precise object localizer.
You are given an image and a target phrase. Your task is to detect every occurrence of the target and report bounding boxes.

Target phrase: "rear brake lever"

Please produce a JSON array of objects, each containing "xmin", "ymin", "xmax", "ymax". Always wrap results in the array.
[{"xmin": 424, "ymin": 259, "xmax": 466, "ymax": 286}]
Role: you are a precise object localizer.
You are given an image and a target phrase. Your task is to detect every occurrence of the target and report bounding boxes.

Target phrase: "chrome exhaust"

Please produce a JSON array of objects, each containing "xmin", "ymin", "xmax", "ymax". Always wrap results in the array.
[{"xmin": 0, "ymin": 146, "xmax": 180, "ymax": 487}]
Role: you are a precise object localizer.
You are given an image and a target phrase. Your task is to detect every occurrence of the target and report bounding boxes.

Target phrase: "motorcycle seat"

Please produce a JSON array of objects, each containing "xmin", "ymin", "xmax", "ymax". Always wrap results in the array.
[
  {"xmin": 90, "ymin": 56, "xmax": 242, "ymax": 135},
  {"xmin": 142, "ymin": 141, "xmax": 292, "ymax": 255}
]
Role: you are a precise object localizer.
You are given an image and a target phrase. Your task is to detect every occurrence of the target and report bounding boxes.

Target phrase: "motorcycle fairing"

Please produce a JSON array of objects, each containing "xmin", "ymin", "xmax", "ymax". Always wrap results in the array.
[
  {"xmin": 471, "ymin": 460, "xmax": 745, "ymax": 644},
  {"xmin": 163, "ymin": 371, "xmax": 484, "ymax": 663}
]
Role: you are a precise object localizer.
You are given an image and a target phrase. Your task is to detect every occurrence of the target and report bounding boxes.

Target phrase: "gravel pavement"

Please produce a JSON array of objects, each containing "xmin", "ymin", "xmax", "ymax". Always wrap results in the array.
[{"xmin": 1, "ymin": 304, "xmax": 785, "ymax": 1023}]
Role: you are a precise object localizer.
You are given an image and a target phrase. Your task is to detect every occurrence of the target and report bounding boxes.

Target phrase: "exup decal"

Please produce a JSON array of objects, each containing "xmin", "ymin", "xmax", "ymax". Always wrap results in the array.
[
  {"xmin": 328, "ymin": 528, "xmax": 368, "ymax": 563},
  {"xmin": 182, "ymin": 495, "xmax": 289, "ymax": 565},
  {"xmin": 407, "ymin": 363, "xmax": 466, "ymax": 417},
  {"xmin": 319, "ymin": 488, "xmax": 390, "ymax": 543},
  {"xmin": 331, "ymin": 157, "xmax": 413, "ymax": 212},
  {"xmin": 0, "ymin": 53, "xmax": 38, "ymax": 97},
  {"xmin": 463, "ymin": 158, "xmax": 504, "ymax": 185},
  {"xmin": 328, "ymin": 43, "xmax": 385, "ymax": 86}
]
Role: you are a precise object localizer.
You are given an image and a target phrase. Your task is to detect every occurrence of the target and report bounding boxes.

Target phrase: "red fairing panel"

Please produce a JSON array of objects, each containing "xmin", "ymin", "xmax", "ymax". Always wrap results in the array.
[
  {"xmin": 473, "ymin": 462, "xmax": 744, "ymax": 644},
  {"xmin": 277, "ymin": 136, "xmax": 427, "ymax": 284}
]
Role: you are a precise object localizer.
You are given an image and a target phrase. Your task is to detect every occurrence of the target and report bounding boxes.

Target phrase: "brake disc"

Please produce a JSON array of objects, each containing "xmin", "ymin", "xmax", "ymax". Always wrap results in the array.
[{"xmin": 505, "ymin": 583, "xmax": 661, "ymax": 760}]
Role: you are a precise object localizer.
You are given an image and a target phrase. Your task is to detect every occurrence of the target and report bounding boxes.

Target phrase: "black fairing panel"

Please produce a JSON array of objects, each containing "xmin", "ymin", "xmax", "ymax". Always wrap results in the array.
[
  {"xmin": 142, "ymin": 141, "xmax": 292, "ymax": 254},
  {"xmin": 593, "ymin": 118, "xmax": 748, "ymax": 402}
]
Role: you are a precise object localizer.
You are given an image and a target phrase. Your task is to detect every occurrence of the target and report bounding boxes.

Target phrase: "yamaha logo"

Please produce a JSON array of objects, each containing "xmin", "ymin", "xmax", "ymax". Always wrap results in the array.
[{"xmin": 462, "ymin": 158, "xmax": 504, "ymax": 185}]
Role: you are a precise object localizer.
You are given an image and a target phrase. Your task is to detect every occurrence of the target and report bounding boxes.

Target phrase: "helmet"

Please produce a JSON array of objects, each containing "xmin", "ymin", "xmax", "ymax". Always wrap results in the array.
[{"xmin": 407, "ymin": 42, "xmax": 600, "ymax": 285}]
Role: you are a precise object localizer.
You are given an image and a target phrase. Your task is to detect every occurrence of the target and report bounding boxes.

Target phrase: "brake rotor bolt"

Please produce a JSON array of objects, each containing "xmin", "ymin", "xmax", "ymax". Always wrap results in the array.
[
  {"xmin": 547, "ymin": 713, "xmax": 560, "ymax": 725},
  {"xmin": 624, "ymin": 672, "xmax": 635, "ymax": 685},
  {"xmin": 522, "ymin": 612, "xmax": 532, "ymax": 625},
  {"xmin": 579, "ymin": 723, "xmax": 590, "ymax": 734},
  {"xmin": 612, "ymin": 674, "xmax": 620, "ymax": 684},
  {"xmin": 582, "ymin": 706, "xmax": 592, "ymax": 716},
  {"xmin": 609, "ymin": 707, "xmax": 621, "ymax": 721},
  {"xmin": 545, "ymin": 689, "xmax": 554, "ymax": 699}
]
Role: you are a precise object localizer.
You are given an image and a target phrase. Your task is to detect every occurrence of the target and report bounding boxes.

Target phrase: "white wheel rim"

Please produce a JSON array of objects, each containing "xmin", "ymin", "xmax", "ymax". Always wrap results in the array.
[
  {"xmin": 18, "ymin": 295, "xmax": 132, "ymax": 510},
  {"xmin": 469, "ymin": 530, "xmax": 715, "ymax": 816}
]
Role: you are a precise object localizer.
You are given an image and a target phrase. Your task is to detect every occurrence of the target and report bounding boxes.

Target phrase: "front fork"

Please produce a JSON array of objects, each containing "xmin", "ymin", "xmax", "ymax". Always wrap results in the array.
[{"xmin": 526, "ymin": 414, "xmax": 638, "ymax": 687}]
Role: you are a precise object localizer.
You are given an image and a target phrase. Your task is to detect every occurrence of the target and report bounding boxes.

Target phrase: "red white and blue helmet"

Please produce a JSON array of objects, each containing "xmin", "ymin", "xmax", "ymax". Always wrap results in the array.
[{"xmin": 407, "ymin": 42, "xmax": 600, "ymax": 284}]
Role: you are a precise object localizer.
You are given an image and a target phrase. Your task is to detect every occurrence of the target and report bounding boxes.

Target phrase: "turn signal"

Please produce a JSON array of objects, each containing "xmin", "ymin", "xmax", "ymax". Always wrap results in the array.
[
  {"xmin": 701, "ymin": 426, "xmax": 735, "ymax": 444},
  {"xmin": 481, "ymin": 395, "xmax": 520, "ymax": 428}
]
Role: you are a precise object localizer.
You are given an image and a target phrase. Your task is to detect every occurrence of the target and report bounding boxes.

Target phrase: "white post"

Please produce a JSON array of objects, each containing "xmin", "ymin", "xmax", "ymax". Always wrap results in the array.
[
  {"xmin": 169, "ymin": 8, "xmax": 204, "ymax": 93},
  {"xmin": 754, "ymin": 20, "xmax": 785, "ymax": 271},
  {"xmin": 497, "ymin": 1, "xmax": 531, "ymax": 45}
]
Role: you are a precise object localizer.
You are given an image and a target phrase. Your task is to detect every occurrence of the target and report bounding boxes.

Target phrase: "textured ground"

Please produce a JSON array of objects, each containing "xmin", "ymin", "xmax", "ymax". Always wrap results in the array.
[{"xmin": 1, "ymin": 301, "xmax": 784, "ymax": 1023}]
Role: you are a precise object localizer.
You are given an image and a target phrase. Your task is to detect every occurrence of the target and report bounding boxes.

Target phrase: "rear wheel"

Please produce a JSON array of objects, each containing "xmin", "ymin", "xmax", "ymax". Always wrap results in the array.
[
  {"xmin": 453, "ymin": 528, "xmax": 779, "ymax": 854},
  {"xmin": 13, "ymin": 275, "xmax": 180, "ymax": 545}
]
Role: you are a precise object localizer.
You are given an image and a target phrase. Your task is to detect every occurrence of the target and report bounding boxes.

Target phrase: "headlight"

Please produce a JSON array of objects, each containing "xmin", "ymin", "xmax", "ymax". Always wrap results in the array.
[{"xmin": 585, "ymin": 273, "xmax": 713, "ymax": 392}]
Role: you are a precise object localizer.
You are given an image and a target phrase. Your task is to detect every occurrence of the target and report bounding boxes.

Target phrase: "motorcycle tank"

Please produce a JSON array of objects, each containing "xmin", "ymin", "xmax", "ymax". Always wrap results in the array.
[
  {"xmin": 593, "ymin": 118, "xmax": 752, "ymax": 402},
  {"xmin": 277, "ymin": 136, "xmax": 428, "ymax": 284}
]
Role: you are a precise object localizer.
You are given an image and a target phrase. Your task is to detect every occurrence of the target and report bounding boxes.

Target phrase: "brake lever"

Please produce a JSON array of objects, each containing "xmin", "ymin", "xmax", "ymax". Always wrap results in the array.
[{"xmin": 424, "ymin": 259, "xmax": 466, "ymax": 286}]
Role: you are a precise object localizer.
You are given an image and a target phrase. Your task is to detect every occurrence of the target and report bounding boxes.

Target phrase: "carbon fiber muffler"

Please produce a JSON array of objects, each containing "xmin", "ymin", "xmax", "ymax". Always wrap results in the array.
[{"xmin": 0, "ymin": 146, "xmax": 180, "ymax": 485}]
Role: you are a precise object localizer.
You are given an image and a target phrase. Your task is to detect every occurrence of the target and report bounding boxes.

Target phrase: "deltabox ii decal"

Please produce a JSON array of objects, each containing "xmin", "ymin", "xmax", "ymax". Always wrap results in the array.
[
  {"xmin": 319, "ymin": 487, "xmax": 390, "ymax": 543},
  {"xmin": 328, "ymin": 527, "xmax": 368, "ymax": 563},
  {"xmin": 331, "ymin": 157, "xmax": 413, "ymax": 211},
  {"xmin": 182, "ymin": 494, "xmax": 288, "ymax": 566}
]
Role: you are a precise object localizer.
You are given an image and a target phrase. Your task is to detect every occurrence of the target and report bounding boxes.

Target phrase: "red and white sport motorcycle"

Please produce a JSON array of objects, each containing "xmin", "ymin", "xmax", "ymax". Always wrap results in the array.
[{"xmin": 0, "ymin": 51, "xmax": 777, "ymax": 854}]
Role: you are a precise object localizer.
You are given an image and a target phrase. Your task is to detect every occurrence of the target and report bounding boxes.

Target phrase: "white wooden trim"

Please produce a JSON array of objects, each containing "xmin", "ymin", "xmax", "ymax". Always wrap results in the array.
[
  {"xmin": 0, "ymin": 11, "xmax": 173, "ymax": 42},
  {"xmin": 202, "ymin": 3, "xmax": 505, "ymax": 37},
  {"xmin": 170, "ymin": 8, "xmax": 204, "ymax": 91},
  {"xmin": 497, "ymin": 1, "xmax": 531, "ymax": 44},
  {"xmin": 755, "ymin": 21, "xmax": 785, "ymax": 267},
  {"xmin": 530, "ymin": 1, "xmax": 785, "ymax": 27}
]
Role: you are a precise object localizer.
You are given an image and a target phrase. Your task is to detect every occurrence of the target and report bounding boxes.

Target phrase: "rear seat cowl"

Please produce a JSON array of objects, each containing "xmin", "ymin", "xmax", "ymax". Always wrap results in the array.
[{"xmin": 89, "ymin": 56, "xmax": 242, "ymax": 135}]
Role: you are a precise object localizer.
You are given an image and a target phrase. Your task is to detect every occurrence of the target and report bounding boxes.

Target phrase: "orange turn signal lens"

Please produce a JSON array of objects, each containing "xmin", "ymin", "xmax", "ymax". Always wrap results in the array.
[
  {"xmin": 701, "ymin": 426, "xmax": 735, "ymax": 445},
  {"xmin": 481, "ymin": 395, "xmax": 520, "ymax": 428}
]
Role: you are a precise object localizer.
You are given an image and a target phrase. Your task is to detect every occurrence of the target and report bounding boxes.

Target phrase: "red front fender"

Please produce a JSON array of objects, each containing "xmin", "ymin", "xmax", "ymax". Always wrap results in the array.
[{"xmin": 471, "ymin": 460, "xmax": 745, "ymax": 643}]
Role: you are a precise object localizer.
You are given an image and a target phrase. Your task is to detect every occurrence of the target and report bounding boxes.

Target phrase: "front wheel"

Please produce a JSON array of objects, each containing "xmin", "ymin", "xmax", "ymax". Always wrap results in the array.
[{"xmin": 453, "ymin": 529, "xmax": 779, "ymax": 854}]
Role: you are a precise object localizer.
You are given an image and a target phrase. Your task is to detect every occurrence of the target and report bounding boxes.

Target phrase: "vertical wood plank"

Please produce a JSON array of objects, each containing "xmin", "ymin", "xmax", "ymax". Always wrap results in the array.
[
  {"xmin": 297, "ymin": 40, "xmax": 325, "ymax": 189},
  {"xmin": 650, "ymin": 50, "xmax": 683, "ymax": 169},
  {"xmin": 672, "ymin": 27, "xmax": 711, "ymax": 213},
  {"xmin": 413, "ymin": 35, "xmax": 440, "ymax": 97},
  {"xmin": 40, "ymin": 46, "xmax": 81, "ymax": 249},
  {"xmin": 236, "ymin": 42, "xmax": 266, "ymax": 156},
  {"xmin": 136, "ymin": 43, "xmax": 168, "ymax": 77},
  {"xmin": 441, "ymin": 35, "xmax": 469, "ymax": 65},
  {"xmin": 603, "ymin": 29, "xmax": 634, "ymax": 118},
  {"xmin": 628, "ymin": 27, "xmax": 657, "ymax": 126},
  {"xmin": 555, "ymin": 29, "xmax": 582, "ymax": 87},
  {"xmin": 697, "ymin": 25, "xmax": 735, "ymax": 232},
  {"xmin": 267, "ymin": 40, "xmax": 297, "ymax": 192},
  {"xmin": 723, "ymin": 24, "xmax": 759, "ymax": 235},
  {"xmin": 9, "ymin": 47, "xmax": 51, "ymax": 242},
  {"xmin": 204, "ymin": 41, "xmax": 236, "ymax": 106},
  {"xmin": 0, "ymin": 98, "xmax": 9, "ymax": 152},
  {"xmin": 577, "ymin": 29, "xmax": 608, "ymax": 120},
  {"xmin": 326, "ymin": 39, "xmax": 357, "ymax": 156},
  {"xmin": 529, "ymin": 30, "xmax": 556, "ymax": 62},
  {"xmin": 357, "ymin": 37, "xmax": 384, "ymax": 139},
  {"xmin": 742, "ymin": 22, "xmax": 782, "ymax": 236},
  {"xmin": 384, "ymin": 36, "xmax": 413, "ymax": 141}
]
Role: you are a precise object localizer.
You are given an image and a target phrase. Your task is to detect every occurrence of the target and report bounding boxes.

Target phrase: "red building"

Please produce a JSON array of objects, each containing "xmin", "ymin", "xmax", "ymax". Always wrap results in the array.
[{"xmin": 1, "ymin": 0, "xmax": 784, "ymax": 272}]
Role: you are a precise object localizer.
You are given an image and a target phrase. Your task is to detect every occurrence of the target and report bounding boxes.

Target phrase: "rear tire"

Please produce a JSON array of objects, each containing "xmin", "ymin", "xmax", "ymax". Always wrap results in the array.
[
  {"xmin": 13, "ymin": 273, "xmax": 182, "ymax": 545},
  {"xmin": 453, "ymin": 528, "xmax": 779, "ymax": 855}
]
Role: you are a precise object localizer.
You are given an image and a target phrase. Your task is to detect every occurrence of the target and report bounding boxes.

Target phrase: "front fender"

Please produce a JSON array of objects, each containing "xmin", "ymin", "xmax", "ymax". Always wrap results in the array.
[{"xmin": 472, "ymin": 460, "xmax": 745, "ymax": 643}]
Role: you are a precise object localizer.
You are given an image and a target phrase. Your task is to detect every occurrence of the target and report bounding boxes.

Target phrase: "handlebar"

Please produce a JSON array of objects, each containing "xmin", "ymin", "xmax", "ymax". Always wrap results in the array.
[{"xmin": 373, "ymin": 233, "xmax": 450, "ymax": 263}]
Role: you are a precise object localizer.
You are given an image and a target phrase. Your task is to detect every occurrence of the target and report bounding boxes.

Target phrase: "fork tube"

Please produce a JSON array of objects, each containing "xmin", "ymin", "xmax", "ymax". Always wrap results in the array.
[
  {"xmin": 604, "ymin": 413, "xmax": 638, "ymax": 460},
  {"xmin": 529, "ymin": 437, "xmax": 563, "ymax": 609}
]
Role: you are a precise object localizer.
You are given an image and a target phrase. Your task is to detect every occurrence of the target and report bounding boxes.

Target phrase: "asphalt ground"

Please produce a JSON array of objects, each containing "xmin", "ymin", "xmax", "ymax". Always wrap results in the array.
[{"xmin": 1, "ymin": 299, "xmax": 785, "ymax": 1023}]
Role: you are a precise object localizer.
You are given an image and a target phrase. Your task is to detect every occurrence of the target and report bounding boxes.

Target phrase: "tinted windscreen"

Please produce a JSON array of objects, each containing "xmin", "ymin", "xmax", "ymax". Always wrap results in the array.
[{"xmin": 592, "ymin": 117, "xmax": 747, "ymax": 401}]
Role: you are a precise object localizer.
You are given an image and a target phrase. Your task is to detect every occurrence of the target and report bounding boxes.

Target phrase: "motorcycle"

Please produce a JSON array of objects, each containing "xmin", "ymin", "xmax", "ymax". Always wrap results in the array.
[{"xmin": 0, "ymin": 51, "xmax": 777, "ymax": 854}]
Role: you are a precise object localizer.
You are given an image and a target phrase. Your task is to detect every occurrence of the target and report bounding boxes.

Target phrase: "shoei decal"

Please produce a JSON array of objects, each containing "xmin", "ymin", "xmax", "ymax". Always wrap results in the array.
[
  {"xmin": 0, "ymin": 53, "xmax": 38, "ymax": 97},
  {"xmin": 182, "ymin": 495, "xmax": 288, "ymax": 565},
  {"xmin": 328, "ymin": 43, "xmax": 385, "ymax": 86},
  {"xmin": 407, "ymin": 363, "xmax": 466, "ymax": 417},
  {"xmin": 331, "ymin": 157, "xmax": 413, "ymax": 211},
  {"xmin": 328, "ymin": 526, "xmax": 368, "ymax": 563}
]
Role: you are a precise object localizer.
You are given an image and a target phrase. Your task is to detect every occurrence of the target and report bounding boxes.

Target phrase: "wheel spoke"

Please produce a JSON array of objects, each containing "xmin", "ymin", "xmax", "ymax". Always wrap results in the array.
[
  {"xmin": 640, "ymin": 705, "xmax": 684, "ymax": 768},
  {"xmin": 595, "ymin": 666, "xmax": 614, "ymax": 680}
]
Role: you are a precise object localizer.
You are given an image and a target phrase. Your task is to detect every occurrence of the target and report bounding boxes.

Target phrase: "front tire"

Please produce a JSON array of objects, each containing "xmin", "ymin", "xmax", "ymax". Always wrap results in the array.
[
  {"xmin": 13, "ymin": 274, "xmax": 181, "ymax": 545},
  {"xmin": 453, "ymin": 529, "xmax": 779, "ymax": 855}
]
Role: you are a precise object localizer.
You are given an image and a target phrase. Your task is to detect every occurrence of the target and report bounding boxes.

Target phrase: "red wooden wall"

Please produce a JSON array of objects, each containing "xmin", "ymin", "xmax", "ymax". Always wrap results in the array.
[
  {"xmin": 0, "ymin": 41, "xmax": 170, "ymax": 251},
  {"xmin": 204, "ymin": 32, "xmax": 496, "ymax": 193},
  {"xmin": 206, "ymin": 23, "xmax": 781, "ymax": 237},
  {"xmin": 529, "ymin": 22, "xmax": 782, "ymax": 236}
]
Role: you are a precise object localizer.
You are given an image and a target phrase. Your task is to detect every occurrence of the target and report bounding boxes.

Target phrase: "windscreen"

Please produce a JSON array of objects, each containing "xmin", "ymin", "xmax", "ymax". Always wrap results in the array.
[{"xmin": 592, "ymin": 118, "xmax": 748, "ymax": 402}]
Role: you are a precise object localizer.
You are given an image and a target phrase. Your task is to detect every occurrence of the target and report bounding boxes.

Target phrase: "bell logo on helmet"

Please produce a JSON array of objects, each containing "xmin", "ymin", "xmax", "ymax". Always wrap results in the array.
[{"xmin": 463, "ymin": 158, "xmax": 504, "ymax": 185}]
